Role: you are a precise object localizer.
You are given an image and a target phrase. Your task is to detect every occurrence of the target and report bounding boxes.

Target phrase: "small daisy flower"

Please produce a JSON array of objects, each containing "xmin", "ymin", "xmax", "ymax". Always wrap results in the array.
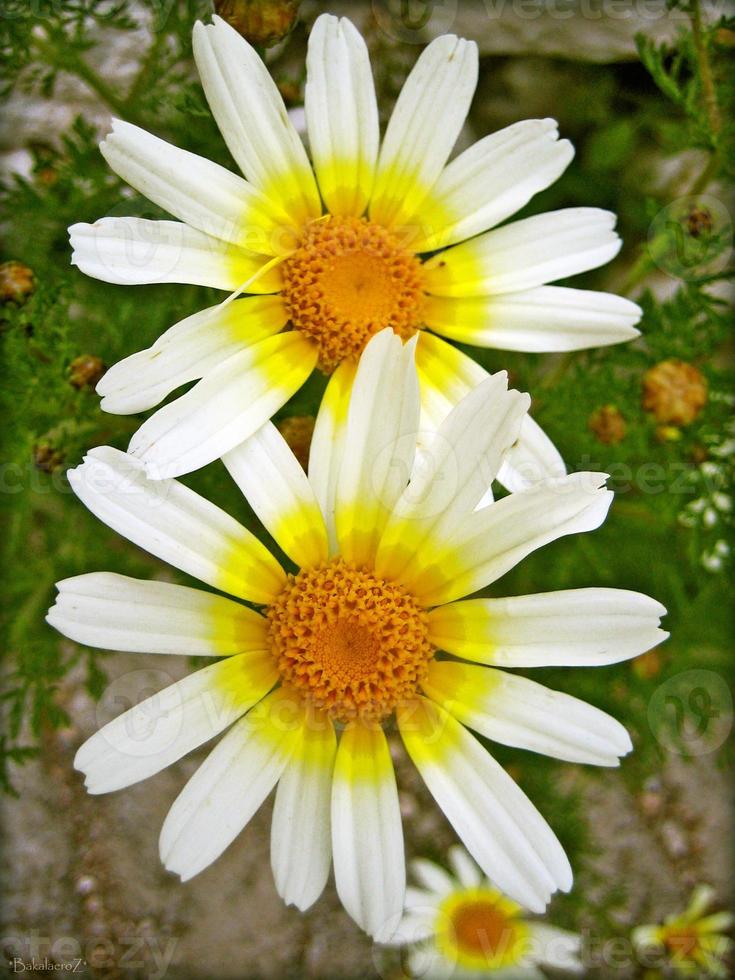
[
  {"xmin": 47, "ymin": 331, "xmax": 666, "ymax": 939},
  {"xmin": 70, "ymin": 13, "xmax": 641, "ymax": 485},
  {"xmin": 391, "ymin": 845, "xmax": 582, "ymax": 979},
  {"xmin": 632, "ymin": 886, "xmax": 733, "ymax": 978}
]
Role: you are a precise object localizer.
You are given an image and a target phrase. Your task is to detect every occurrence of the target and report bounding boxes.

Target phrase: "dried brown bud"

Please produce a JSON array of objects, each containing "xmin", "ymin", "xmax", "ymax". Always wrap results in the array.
[
  {"xmin": 685, "ymin": 206, "xmax": 713, "ymax": 239},
  {"xmin": 68, "ymin": 354, "xmax": 106, "ymax": 390},
  {"xmin": 214, "ymin": 0, "xmax": 300, "ymax": 47},
  {"xmin": 276, "ymin": 414, "xmax": 315, "ymax": 471},
  {"xmin": 642, "ymin": 360, "xmax": 708, "ymax": 426},
  {"xmin": 588, "ymin": 404, "xmax": 626, "ymax": 445},
  {"xmin": 33, "ymin": 443, "xmax": 65, "ymax": 474},
  {"xmin": 0, "ymin": 261, "xmax": 35, "ymax": 305}
]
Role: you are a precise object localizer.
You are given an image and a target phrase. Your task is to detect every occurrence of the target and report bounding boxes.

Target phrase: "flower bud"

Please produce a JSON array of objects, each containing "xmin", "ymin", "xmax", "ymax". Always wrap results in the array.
[{"xmin": 642, "ymin": 359, "xmax": 707, "ymax": 426}]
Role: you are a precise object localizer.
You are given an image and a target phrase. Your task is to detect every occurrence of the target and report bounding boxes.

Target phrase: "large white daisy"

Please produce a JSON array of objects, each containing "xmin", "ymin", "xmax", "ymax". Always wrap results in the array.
[
  {"xmin": 391, "ymin": 845, "xmax": 582, "ymax": 978},
  {"xmin": 47, "ymin": 331, "xmax": 665, "ymax": 940},
  {"xmin": 70, "ymin": 13, "xmax": 641, "ymax": 486}
]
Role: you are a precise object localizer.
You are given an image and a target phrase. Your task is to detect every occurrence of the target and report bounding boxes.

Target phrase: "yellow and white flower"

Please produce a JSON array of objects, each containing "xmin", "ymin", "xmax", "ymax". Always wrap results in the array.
[
  {"xmin": 70, "ymin": 13, "xmax": 641, "ymax": 485},
  {"xmin": 391, "ymin": 845, "xmax": 582, "ymax": 978},
  {"xmin": 632, "ymin": 885, "xmax": 733, "ymax": 978},
  {"xmin": 47, "ymin": 331, "xmax": 666, "ymax": 939}
]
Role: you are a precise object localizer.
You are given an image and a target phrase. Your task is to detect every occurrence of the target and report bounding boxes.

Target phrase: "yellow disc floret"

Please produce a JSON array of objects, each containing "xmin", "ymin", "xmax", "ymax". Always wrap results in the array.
[
  {"xmin": 281, "ymin": 216, "xmax": 426, "ymax": 373},
  {"xmin": 437, "ymin": 888, "xmax": 528, "ymax": 971},
  {"xmin": 266, "ymin": 558, "xmax": 433, "ymax": 723}
]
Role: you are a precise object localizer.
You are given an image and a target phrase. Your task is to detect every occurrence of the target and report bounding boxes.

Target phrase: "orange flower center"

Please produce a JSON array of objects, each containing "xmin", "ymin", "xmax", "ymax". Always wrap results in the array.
[
  {"xmin": 450, "ymin": 900, "xmax": 518, "ymax": 962},
  {"xmin": 664, "ymin": 927, "xmax": 701, "ymax": 959},
  {"xmin": 281, "ymin": 216, "xmax": 426, "ymax": 373},
  {"xmin": 266, "ymin": 558, "xmax": 433, "ymax": 723}
]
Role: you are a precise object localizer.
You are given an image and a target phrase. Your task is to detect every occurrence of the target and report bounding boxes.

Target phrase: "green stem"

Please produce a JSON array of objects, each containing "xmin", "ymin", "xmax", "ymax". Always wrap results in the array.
[
  {"xmin": 690, "ymin": 0, "xmax": 721, "ymax": 139},
  {"xmin": 32, "ymin": 29, "xmax": 135, "ymax": 122}
]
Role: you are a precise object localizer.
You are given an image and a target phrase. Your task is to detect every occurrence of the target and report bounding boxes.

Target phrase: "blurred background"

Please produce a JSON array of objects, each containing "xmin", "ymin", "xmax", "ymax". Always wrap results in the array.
[{"xmin": 1, "ymin": 1, "xmax": 733, "ymax": 977}]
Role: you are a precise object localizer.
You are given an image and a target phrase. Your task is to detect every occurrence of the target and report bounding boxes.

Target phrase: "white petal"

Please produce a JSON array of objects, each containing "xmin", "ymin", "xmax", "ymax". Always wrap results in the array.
[
  {"xmin": 424, "ymin": 660, "xmax": 633, "ymax": 766},
  {"xmin": 401, "ymin": 472, "xmax": 613, "ymax": 607},
  {"xmin": 423, "ymin": 208, "xmax": 622, "ymax": 296},
  {"xmin": 415, "ymin": 118, "xmax": 574, "ymax": 251},
  {"xmin": 375, "ymin": 370, "xmax": 529, "ymax": 584},
  {"xmin": 427, "ymin": 588, "xmax": 668, "ymax": 667},
  {"xmin": 331, "ymin": 722, "xmax": 405, "ymax": 941},
  {"xmin": 307, "ymin": 359, "xmax": 357, "ymax": 555},
  {"xmin": 398, "ymin": 698, "xmax": 572, "ymax": 912},
  {"xmin": 69, "ymin": 218, "xmax": 278, "ymax": 290},
  {"xmin": 423, "ymin": 286, "xmax": 642, "ymax": 351},
  {"xmin": 370, "ymin": 35, "xmax": 478, "ymax": 233},
  {"xmin": 271, "ymin": 711, "xmax": 337, "ymax": 911},
  {"xmin": 305, "ymin": 14, "xmax": 379, "ymax": 216},
  {"xmin": 75, "ymin": 651, "xmax": 277, "ymax": 793},
  {"xmin": 527, "ymin": 924, "xmax": 583, "ymax": 973},
  {"xmin": 399, "ymin": 698, "xmax": 571, "ymax": 912},
  {"xmin": 447, "ymin": 845, "xmax": 482, "ymax": 889},
  {"xmin": 68, "ymin": 447, "xmax": 284, "ymax": 603},
  {"xmin": 97, "ymin": 296, "xmax": 288, "ymax": 414},
  {"xmin": 100, "ymin": 119, "xmax": 291, "ymax": 253},
  {"xmin": 410, "ymin": 858, "xmax": 454, "ymax": 897},
  {"xmin": 497, "ymin": 415, "xmax": 567, "ymax": 493},
  {"xmin": 160, "ymin": 689, "xmax": 298, "ymax": 881},
  {"xmin": 128, "ymin": 332, "xmax": 318, "ymax": 480},
  {"xmin": 414, "ymin": 332, "xmax": 564, "ymax": 494},
  {"xmin": 46, "ymin": 572, "xmax": 268, "ymax": 656},
  {"xmin": 335, "ymin": 330, "xmax": 420, "ymax": 567},
  {"xmin": 193, "ymin": 16, "xmax": 320, "ymax": 226},
  {"xmin": 223, "ymin": 421, "xmax": 329, "ymax": 569}
]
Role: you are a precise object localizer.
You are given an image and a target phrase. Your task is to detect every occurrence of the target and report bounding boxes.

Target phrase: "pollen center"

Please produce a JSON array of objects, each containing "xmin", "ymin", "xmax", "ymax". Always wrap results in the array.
[
  {"xmin": 281, "ymin": 216, "xmax": 426, "ymax": 373},
  {"xmin": 266, "ymin": 558, "xmax": 433, "ymax": 723},
  {"xmin": 443, "ymin": 896, "xmax": 524, "ymax": 969}
]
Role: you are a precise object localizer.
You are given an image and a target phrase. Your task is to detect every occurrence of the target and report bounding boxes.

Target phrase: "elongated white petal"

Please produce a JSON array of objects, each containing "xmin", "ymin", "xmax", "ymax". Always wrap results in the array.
[
  {"xmin": 528, "ymin": 924, "xmax": 583, "ymax": 973},
  {"xmin": 410, "ymin": 858, "xmax": 454, "ymax": 897},
  {"xmin": 193, "ymin": 16, "xmax": 320, "ymax": 227},
  {"xmin": 375, "ymin": 372, "xmax": 529, "ymax": 584},
  {"xmin": 415, "ymin": 118, "xmax": 574, "ymax": 251},
  {"xmin": 223, "ymin": 421, "xmax": 328, "ymax": 569},
  {"xmin": 392, "ymin": 472, "xmax": 613, "ymax": 607},
  {"xmin": 160, "ymin": 689, "xmax": 299, "ymax": 881},
  {"xmin": 424, "ymin": 286, "xmax": 642, "ymax": 352},
  {"xmin": 101, "ymin": 119, "xmax": 292, "ymax": 253},
  {"xmin": 331, "ymin": 722, "xmax": 405, "ymax": 941},
  {"xmin": 414, "ymin": 332, "xmax": 565, "ymax": 494},
  {"xmin": 370, "ymin": 34, "xmax": 478, "ymax": 234},
  {"xmin": 428, "ymin": 588, "xmax": 668, "ymax": 667},
  {"xmin": 305, "ymin": 14, "xmax": 379, "ymax": 216},
  {"xmin": 46, "ymin": 572, "xmax": 268, "ymax": 656},
  {"xmin": 128, "ymin": 332, "xmax": 318, "ymax": 480},
  {"xmin": 399, "ymin": 698, "xmax": 571, "ymax": 912},
  {"xmin": 424, "ymin": 661, "xmax": 632, "ymax": 766},
  {"xmin": 97, "ymin": 296, "xmax": 288, "ymax": 414},
  {"xmin": 336, "ymin": 331, "xmax": 420, "ymax": 567},
  {"xmin": 68, "ymin": 447, "xmax": 284, "ymax": 603},
  {"xmin": 75, "ymin": 651, "xmax": 277, "ymax": 793},
  {"xmin": 69, "ymin": 218, "xmax": 279, "ymax": 291},
  {"xmin": 271, "ymin": 710, "xmax": 336, "ymax": 911},
  {"xmin": 308, "ymin": 359, "xmax": 357, "ymax": 555},
  {"xmin": 498, "ymin": 414, "xmax": 567, "ymax": 493},
  {"xmin": 447, "ymin": 844, "xmax": 482, "ymax": 889},
  {"xmin": 424, "ymin": 208, "xmax": 621, "ymax": 297}
]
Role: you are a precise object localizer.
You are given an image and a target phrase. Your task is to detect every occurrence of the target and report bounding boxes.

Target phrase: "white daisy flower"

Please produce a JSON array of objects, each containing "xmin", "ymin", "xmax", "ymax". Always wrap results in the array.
[
  {"xmin": 632, "ymin": 885, "xmax": 734, "ymax": 978},
  {"xmin": 391, "ymin": 845, "xmax": 583, "ymax": 978},
  {"xmin": 70, "ymin": 13, "xmax": 641, "ymax": 485},
  {"xmin": 47, "ymin": 330, "xmax": 666, "ymax": 940}
]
